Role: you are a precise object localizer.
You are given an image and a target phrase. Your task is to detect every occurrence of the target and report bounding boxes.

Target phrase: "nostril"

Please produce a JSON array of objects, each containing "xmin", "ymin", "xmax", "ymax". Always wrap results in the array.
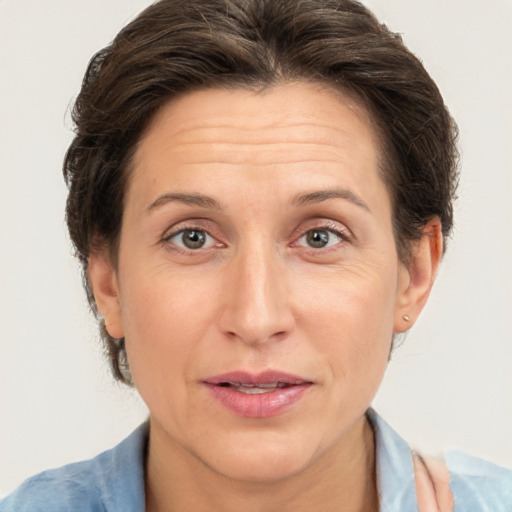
[{"xmin": 224, "ymin": 329, "xmax": 288, "ymax": 345}]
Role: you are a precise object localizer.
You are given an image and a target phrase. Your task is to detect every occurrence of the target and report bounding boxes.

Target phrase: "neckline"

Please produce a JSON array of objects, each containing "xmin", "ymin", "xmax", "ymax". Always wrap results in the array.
[{"xmin": 366, "ymin": 409, "xmax": 418, "ymax": 512}]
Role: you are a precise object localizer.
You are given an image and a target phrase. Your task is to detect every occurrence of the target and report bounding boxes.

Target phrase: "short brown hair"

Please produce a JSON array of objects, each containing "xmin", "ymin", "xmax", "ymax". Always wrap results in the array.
[{"xmin": 64, "ymin": 0, "xmax": 459, "ymax": 384}]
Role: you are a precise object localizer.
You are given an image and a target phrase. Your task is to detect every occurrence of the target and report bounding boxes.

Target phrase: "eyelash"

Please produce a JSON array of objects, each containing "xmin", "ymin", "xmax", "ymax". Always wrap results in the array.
[
  {"xmin": 161, "ymin": 221, "xmax": 352, "ymax": 254},
  {"xmin": 161, "ymin": 224, "xmax": 221, "ymax": 254},
  {"xmin": 294, "ymin": 226, "xmax": 350, "ymax": 250},
  {"xmin": 292, "ymin": 219, "xmax": 352, "ymax": 254}
]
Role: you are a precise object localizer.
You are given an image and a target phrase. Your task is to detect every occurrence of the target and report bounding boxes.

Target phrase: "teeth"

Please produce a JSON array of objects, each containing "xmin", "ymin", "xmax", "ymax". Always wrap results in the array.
[
  {"xmin": 237, "ymin": 387, "xmax": 273, "ymax": 394},
  {"xmin": 232, "ymin": 382, "xmax": 290, "ymax": 394},
  {"xmin": 254, "ymin": 382, "xmax": 281, "ymax": 388},
  {"xmin": 216, "ymin": 381, "xmax": 302, "ymax": 394}
]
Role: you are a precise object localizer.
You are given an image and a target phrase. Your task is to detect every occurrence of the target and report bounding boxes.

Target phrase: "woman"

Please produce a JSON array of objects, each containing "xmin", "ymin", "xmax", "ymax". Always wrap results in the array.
[{"xmin": 1, "ymin": 0, "xmax": 511, "ymax": 510}]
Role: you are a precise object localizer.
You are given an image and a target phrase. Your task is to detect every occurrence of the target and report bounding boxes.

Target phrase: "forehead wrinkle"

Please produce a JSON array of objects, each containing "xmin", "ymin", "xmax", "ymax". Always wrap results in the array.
[
  {"xmin": 157, "ymin": 141, "xmax": 362, "ymax": 167},
  {"xmin": 136, "ymin": 91, "xmax": 381, "ymax": 170},
  {"xmin": 142, "ymin": 121, "xmax": 375, "ymax": 168},
  {"xmin": 132, "ymin": 84, "xmax": 384, "ymax": 199},
  {"xmin": 157, "ymin": 120, "xmax": 364, "ymax": 146}
]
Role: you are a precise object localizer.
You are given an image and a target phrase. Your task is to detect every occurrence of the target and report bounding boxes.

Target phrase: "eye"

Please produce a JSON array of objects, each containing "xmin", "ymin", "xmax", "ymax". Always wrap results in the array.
[
  {"xmin": 166, "ymin": 228, "xmax": 217, "ymax": 250},
  {"xmin": 297, "ymin": 228, "xmax": 343, "ymax": 249}
]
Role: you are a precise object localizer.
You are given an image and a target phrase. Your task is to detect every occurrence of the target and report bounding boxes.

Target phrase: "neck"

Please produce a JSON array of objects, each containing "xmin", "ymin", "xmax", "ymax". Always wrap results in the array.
[{"xmin": 145, "ymin": 414, "xmax": 378, "ymax": 512}]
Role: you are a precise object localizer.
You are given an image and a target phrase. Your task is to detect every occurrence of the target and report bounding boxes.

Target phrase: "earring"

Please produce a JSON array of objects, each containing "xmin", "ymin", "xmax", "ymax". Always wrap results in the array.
[{"xmin": 402, "ymin": 314, "xmax": 411, "ymax": 322}]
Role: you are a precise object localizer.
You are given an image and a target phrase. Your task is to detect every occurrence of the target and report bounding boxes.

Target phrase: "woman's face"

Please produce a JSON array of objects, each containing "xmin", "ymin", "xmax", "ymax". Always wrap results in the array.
[{"xmin": 92, "ymin": 83, "xmax": 425, "ymax": 481}]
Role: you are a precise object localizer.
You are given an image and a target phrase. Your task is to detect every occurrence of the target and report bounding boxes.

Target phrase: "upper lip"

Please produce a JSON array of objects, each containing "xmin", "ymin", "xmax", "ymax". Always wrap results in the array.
[{"xmin": 203, "ymin": 370, "xmax": 312, "ymax": 386}]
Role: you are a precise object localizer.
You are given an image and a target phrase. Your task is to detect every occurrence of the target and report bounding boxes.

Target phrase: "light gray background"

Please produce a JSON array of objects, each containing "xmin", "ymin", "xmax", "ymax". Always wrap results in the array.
[{"xmin": 1, "ymin": 0, "xmax": 511, "ymax": 496}]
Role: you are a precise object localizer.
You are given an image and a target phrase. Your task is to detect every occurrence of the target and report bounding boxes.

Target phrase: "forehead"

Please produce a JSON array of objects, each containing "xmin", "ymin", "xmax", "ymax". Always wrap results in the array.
[
  {"xmin": 128, "ymin": 82, "xmax": 387, "ymax": 211},
  {"xmin": 134, "ymin": 82, "xmax": 381, "ymax": 163}
]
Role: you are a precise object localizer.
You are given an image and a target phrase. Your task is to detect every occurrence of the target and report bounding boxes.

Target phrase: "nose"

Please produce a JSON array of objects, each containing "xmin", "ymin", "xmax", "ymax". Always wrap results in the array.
[{"xmin": 218, "ymin": 242, "xmax": 295, "ymax": 346}]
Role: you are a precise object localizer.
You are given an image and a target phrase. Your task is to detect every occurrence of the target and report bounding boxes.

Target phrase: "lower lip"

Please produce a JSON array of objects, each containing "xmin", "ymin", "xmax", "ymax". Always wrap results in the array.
[{"xmin": 204, "ymin": 383, "xmax": 311, "ymax": 418}]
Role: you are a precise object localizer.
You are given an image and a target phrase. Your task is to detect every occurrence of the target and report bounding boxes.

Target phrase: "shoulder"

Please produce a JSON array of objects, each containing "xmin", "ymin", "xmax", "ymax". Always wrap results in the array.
[
  {"xmin": 0, "ymin": 459, "xmax": 106, "ymax": 512},
  {"xmin": 0, "ymin": 423, "xmax": 148, "ymax": 512},
  {"xmin": 367, "ymin": 409, "xmax": 512, "ymax": 511},
  {"xmin": 445, "ymin": 450, "xmax": 512, "ymax": 511}
]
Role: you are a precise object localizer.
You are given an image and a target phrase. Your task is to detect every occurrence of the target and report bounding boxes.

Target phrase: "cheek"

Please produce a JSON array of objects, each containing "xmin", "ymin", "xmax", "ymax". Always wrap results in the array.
[
  {"xmin": 121, "ymin": 257, "xmax": 218, "ymax": 333},
  {"xmin": 119, "ymin": 265, "xmax": 220, "ymax": 391},
  {"xmin": 298, "ymin": 266, "xmax": 396, "ymax": 388}
]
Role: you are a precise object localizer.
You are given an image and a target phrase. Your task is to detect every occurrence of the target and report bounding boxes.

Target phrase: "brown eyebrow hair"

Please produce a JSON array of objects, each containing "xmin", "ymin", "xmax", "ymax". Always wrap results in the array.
[
  {"xmin": 147, "ymin": 192, "xmax": 223, "ymax": 212},
  {"xmin": 291, "ymin": 188, "xmax": 371, "ymax": 212},
  {"xmin": 147, "ymin": 189, "xmax": 370, "ymax": 213}
]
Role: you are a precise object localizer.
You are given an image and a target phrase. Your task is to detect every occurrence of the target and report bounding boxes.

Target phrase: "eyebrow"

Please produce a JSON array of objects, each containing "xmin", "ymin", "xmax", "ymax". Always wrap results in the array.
[
  {"xmin": 146, "ymin": 188, "xmax": 369, "ymax": 213},
  {"xmin": 291, "ymin": 188, "xmax": 371, "ymax": 212},
  {"xmin": 147, "ymin": 192, "xmax": 222, "ymax": 212}
]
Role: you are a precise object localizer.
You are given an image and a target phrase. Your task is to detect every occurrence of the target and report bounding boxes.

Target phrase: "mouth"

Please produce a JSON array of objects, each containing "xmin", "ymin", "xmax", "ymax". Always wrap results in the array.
[
  {"xmin": 203, "ymin": 370, "xmax": 313, "ymax": 417},
  {"xmin": 216, "ymin": 381, "xmax": 297, "ymax": 394}
]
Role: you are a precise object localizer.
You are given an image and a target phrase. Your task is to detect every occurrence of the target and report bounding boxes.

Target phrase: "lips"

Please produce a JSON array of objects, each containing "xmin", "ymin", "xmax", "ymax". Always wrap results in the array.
[{"xmin": 203, "ymin": 370, "xmax": 313, "ymax": 418}]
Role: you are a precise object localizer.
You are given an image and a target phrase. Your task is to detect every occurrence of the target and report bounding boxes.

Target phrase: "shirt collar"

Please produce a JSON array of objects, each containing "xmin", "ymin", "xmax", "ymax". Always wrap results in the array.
[
  {"xmin": 98, "ymin": 422, "xmax": 148, "ymax": 512},
  {"xmin": 367, "ymin": 408, "xmax": 418, "ymax": 512}
]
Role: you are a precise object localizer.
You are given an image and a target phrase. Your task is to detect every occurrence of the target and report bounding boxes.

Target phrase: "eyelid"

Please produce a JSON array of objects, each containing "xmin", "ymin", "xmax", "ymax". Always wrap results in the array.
[
  {"xmin": 291, "ymin": 219, "xmax": 353, "ymax": 243},
  {"xmin": 161, "ymin": 218, "xmax": 216, "ymax": 240}
]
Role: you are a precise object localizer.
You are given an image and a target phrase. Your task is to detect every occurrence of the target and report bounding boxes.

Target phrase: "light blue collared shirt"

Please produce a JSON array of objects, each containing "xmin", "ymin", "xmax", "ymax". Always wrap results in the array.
[{"xmin": 2, "ymin": 410, "xmax": 511, "ymax": 511}]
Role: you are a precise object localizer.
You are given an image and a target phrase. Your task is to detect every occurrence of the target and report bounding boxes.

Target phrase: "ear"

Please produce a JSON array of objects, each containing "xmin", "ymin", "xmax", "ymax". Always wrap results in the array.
[
  {"xmin": 88, "ymin": 250, "xmax": 124, "ymax": 339},
  {"xmin": 394, "ymin": 217, "xmax": 443, "ymax": 333}
]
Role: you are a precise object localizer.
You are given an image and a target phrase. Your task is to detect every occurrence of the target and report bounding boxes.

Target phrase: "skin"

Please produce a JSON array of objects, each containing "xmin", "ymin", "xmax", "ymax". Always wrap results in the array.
[{"xmin": 89, "ymin": 82, "xmax": 442, "ymax": 512}]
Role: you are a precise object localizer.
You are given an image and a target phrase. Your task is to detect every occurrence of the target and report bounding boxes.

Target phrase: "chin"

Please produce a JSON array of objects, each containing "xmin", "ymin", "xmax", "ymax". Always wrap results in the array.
[
  {"xmin": 214, "ymin": 451, "xmax": 312, "ymax": 483},
  {"xmin": 196, "ymin": 429, "xmax": 323, "ymax": 483}
]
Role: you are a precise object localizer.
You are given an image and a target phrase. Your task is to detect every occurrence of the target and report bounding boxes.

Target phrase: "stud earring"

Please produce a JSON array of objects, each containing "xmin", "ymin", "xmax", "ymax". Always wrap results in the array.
[{"xmin": 402, "ymin": 314, "xmax": 411, "ymax": 322}]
